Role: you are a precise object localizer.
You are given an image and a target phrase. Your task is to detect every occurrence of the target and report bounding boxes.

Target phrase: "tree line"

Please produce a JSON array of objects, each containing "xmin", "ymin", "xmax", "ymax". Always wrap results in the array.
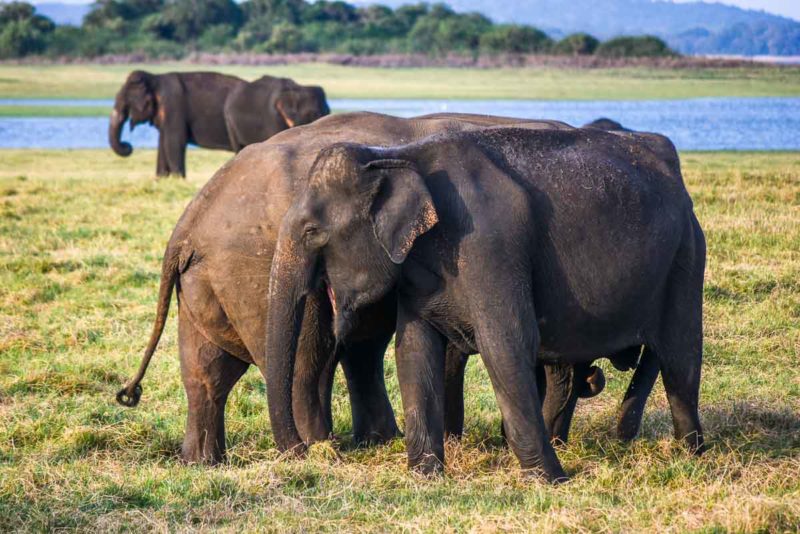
[{"xmin": 0, "ymin": 0, "xmax": 677, "ymax": 60}]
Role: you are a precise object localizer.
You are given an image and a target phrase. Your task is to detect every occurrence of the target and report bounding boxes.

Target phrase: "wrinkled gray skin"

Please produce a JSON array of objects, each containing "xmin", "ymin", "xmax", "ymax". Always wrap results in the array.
[
  {"xmin": 116, "ymin": 112, "xmax": 584, "ymax": 465},
  {"xmin": 224, "ymin": 75, "xmax": 330, "ymax": 152},
  {"xmin": 265, "ymin": 126, "xmax": 706, "ymax": 482},
  {"xmin": 109, "ymin": 70, "xmax": 328, "ymax": 177}
]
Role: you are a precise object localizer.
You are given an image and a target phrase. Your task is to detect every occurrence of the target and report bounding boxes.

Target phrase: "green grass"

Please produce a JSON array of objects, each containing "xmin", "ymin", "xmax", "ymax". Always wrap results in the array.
[
  {"xmin": 0, "ymin": 105, "xmax": 110, "ymax": 117},
  {"xmin": 0, "ymin": 63, "xmax": 799, "ymax": 105},
  {"xmin": 0, "ymin": 148, "xmax": 798, "ymax": 531}
]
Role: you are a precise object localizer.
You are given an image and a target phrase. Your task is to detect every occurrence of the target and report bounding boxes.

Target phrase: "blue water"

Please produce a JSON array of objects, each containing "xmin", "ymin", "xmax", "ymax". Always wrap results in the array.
[{"xmin": 1, "ymin": 97, "xmax": 798, "ymax": 150}]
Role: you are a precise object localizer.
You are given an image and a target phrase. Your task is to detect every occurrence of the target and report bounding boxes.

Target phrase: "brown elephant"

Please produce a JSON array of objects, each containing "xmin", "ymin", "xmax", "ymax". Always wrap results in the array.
[
  {"xmin": 114, "ymin": 112, "xmax": 582, "ymax": 464},
  {"xmin": 109, "ymin": 70, "xmax": 329, "ymax": 177}
]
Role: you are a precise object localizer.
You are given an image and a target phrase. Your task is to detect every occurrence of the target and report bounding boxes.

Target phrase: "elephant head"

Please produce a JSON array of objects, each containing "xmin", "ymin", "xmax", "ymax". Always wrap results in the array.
[
  {"xmin": 275, "ymin": 85, "xmax": 330, "ymax": 129},
  {"xmin": 264, "ymin": 143, "xmax": 437, "ymax": 452},
  {"xmin": 109, "ymin": 70, "xmax": 157, "ymax": 157}
]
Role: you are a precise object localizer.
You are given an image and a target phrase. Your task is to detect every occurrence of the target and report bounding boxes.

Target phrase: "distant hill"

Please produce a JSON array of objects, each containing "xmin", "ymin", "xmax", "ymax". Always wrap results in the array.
[
  {"xmin": 33, "ymin": 2, "xmax": 89, "ymax": 26},
  {"xmin": 360, "ymin": 0, "xmax": 800, "ymax": 55}
]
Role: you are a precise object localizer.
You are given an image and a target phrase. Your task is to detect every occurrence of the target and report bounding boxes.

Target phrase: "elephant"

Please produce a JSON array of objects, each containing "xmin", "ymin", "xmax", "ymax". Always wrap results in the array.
[
  {"xmin": 115, "ymin": 112, "xmax": 579, "ymax": 465},
  {"xmin": 224, "ymin": 75, "xmax": 330, "ymax": 152},
  {"xmin": 584, "ymin": 117, "xmax": 630, "ymax": 131},
  {"xmin": 108, "ymin": 70, "xmax": 329, "ymax": 178},
  {"xmin": 263, "ymin": 125, "xmax": 706, "ymax": 482}
]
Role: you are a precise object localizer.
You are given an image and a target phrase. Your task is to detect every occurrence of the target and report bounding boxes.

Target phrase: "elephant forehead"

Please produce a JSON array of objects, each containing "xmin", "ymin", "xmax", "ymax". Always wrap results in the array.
[{"xmin": 309, "ymin": 145, "xmax": 363, "ymax": 189}]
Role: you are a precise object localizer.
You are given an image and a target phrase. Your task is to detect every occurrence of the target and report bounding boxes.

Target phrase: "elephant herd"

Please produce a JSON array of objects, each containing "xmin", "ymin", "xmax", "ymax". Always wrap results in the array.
[
  {"xmin": 109, "ymin": 70, "xmax": 329, "ymax": 176},
  {"xmin": 113, "ymin": 72, "xmax": 705, "ymax": 483}
]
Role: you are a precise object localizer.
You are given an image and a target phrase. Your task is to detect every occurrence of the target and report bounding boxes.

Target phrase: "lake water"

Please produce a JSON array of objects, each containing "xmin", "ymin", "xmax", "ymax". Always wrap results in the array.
[{"xmin": 1, "ymin": 97, "xmax": 798, "ymax": 151}]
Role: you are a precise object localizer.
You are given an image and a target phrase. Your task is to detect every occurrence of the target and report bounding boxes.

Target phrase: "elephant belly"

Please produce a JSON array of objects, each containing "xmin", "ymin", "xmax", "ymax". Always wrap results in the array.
[{"xmin": 178, "ymin": 265, "xmax": 253, "ymax": 363}]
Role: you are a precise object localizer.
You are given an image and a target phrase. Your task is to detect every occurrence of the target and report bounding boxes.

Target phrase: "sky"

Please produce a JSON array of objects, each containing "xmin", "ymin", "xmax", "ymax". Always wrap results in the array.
[{"xmin": 26, "ymin": 0, "xmax": 800, "ymax": 22}]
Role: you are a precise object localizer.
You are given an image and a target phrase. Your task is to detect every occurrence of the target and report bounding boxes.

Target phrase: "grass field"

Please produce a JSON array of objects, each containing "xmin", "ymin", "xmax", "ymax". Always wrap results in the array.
[
  {"xmin": 0, "ymin": 148, "xmax": 799, "ymax": 531},
  {"xmin": 0, "ymin": 63, "xmax": 799, "ymax": 117}
]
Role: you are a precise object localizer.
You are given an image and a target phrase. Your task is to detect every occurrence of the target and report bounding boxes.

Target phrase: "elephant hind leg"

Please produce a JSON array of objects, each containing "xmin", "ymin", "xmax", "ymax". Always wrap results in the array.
[
  {"xmin": 179, "ymin": 312, "xmax": 249, "ymax": 465},
  {"xmin": 617, "ymin": 346, "xmax": 660, "ymax": 442},
  {"xmin": 653, "ymin": 220, "xmax": 705, "ymax": 454}
]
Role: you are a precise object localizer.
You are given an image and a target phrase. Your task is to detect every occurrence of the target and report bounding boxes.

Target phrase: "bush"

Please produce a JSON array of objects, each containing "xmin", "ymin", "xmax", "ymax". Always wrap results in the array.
[
  {"xmin": 553, "ymin": 32, "xmax": 599, "ymax": 55},
  {"xmin": 595, "ymin": 35, "xmax": 677, "ymax": 57},
  {"xmin": 0, "ymin": 2, "xmax": 55, "ymax": 58},
  {"xmin": 258, "ymin": 22, "xmax": 312, "ymax": 53},
  {"xmin": 480, "ymin": 24, "xmax": 553, "ymax": 54}
]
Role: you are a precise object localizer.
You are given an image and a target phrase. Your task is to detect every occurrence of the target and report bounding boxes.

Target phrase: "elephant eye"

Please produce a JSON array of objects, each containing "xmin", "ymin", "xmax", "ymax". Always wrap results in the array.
[{"xmin": 303, "ymin": 224, "xmax": 318, "ymax": 236}]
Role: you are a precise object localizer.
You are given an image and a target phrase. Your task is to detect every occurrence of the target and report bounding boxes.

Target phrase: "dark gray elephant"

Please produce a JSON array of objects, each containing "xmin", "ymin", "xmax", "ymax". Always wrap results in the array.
[
  {"xmin": 110, "ymin": 70, "xmax": 244, "ymax": 177},
  {"xmin": 224, "ymin": 75, "xmax": 330, "ymax": 152},
  {"xmin": 109, "ymin": 70, "xmax": 329, "ymax": 177},
  {"xmin": 264, "ymin": 126, "xmax": 706, "ymax": 482}
]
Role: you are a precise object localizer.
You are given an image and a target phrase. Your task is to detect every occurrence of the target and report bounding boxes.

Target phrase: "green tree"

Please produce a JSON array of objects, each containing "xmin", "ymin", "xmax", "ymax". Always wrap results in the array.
[
  {"xmin": 0, "ymin": 2, "xmax": 55, "ymax": 58},
  {"xmin": 260, "ymin": 22, "xmax": 310, "ymax": 52},
  {"xmin": 147, "ymin": 0, "xmax": 242, "ymax": 43},
  {"xmin": 480, "ymin": 24, "xmax": 553, "ymax": 54},
  {"xmin": 553, "ymin": 32, "xmax": 599, "ymax": 55},
  {"xmin": 595, "ymin": 35, "xmax": 677, "ymax": 57}
]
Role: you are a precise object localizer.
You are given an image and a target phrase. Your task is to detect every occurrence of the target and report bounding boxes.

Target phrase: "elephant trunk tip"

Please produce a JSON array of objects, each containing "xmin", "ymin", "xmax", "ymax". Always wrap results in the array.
[
  {"xmin": 113, "ymin": 142, "xmax": 134, "ymax": 157},
  {"xmin": 116, "ymin": 383, "xmax": 142, "ymax": 407},
  {"xmin": 109, "ymin": 109, "xmax": 133, "ymax": 157}
]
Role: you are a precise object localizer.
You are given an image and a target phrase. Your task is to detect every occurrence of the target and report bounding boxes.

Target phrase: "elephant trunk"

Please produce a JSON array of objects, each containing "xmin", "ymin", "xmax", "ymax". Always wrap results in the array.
[
  {"xmin": 264, "ymin": 233, "xmax": 310, "ymax": 454},
  {"xmin": 109, "ymin": 103, "xmax": 132, "ymax": 157}
]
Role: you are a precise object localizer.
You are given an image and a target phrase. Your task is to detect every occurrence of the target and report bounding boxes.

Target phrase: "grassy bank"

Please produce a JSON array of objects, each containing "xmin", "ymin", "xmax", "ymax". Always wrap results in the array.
[
  {"xmin": 0, "ymin": 149, "xmax": 798, "ymax": 531},
  {"xmin": 0, "ymin": 63, "xmax": 798, "ymax": 110}
]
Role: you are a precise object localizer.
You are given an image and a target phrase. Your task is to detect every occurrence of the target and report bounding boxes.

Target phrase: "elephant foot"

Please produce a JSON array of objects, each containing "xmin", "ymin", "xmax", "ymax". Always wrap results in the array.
[
  {"xmin": 353, "ymin": 417, "xmax": 401, "ymax": 446},
  {"xmin": 181, "ymin": 437, "xmax": 224, "ymax": 466},
  {"xmin": 409, "ymin": 453, "xmax": 445, "ymax": 477}
]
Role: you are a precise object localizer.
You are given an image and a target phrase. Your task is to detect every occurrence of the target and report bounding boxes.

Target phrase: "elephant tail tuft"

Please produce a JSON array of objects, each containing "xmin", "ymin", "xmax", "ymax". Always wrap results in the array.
[{"xmin": 116, "ymin": 242, "xmax": 184, "ymax": 407}]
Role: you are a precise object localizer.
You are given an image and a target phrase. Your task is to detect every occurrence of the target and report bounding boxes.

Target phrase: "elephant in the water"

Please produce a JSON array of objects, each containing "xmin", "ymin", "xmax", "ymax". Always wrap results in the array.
[
  {"xmin": 108, "ymin": 70, "xmax": 329, "ymax": 177},
  {"xmin": 264, "ymin": 126, "xmax": 706, "ymax": 482}
]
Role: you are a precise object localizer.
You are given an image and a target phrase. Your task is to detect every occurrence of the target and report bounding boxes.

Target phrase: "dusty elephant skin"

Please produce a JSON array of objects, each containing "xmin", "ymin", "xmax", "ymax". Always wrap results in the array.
[
  {"xmin": 109, "ymin": 70, "xmax": 329, "ymax": 177},
  {"xmin": 265, "ymin": 126, "xmax": 706, "ymax": 482},
  {"xmin": 116, "ymin": 112, "xmax": 570, "ymax": 464}
]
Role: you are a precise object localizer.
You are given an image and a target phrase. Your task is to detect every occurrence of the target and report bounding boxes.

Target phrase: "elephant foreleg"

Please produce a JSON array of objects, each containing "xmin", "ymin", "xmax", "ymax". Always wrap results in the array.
[
  {"xmin": 162, "ymin": 123, "xmax": 187, "ymax": 178},
  {"xmin": 443, "ymin": 345, "xmax": 468, "ymax": 439},
  {"xmin": 156, "ymin": 132, "xmax": 169, "ymax": 177},
  {"xmin": 340, "ymin": 330, "xmax": 400, "ymax": 445}
]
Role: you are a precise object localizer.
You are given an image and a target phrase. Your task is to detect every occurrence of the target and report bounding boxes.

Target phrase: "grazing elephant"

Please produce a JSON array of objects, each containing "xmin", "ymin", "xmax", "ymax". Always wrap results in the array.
[
  {"xmin": 109, "ymin": 70, "xmax": 329, "ymax": 177},
  {"xmin": 224, "ymin": 75, "xmax": 330, "ymax": 152},
  {"xmin": 116, "ymin": 112, "xmax": 576, "ymax": 465},
  {"xmin": 264, "ymin": 126, "xmax": 706, "ymax": 482},
  {"xmin": 109, "ymin": 70, "xmax": 244, "ymax": 177}
]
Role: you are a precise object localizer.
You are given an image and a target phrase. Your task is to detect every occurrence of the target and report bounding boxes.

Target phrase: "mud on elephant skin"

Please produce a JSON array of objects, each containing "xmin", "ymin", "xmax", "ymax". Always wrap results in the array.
[{"xmin": 264, "ymin": 127, "xmax": 706, "ymax": 482}]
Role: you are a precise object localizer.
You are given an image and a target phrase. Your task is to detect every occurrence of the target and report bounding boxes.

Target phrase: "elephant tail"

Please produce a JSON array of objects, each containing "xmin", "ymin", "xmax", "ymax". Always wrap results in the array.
[{"xmin": 116, "ymin": 242, "xmax": 187, "ymax": 407}]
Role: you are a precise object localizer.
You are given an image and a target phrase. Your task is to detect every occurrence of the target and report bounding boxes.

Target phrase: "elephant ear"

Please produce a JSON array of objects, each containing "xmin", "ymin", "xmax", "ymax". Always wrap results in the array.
[
  {"xmin": 127, "ymin": 71, "xmax": 155, "ymax": 120},
  {"xmin": 365, "ymin": 159, "xmax": 438, "ymax": 264}
]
